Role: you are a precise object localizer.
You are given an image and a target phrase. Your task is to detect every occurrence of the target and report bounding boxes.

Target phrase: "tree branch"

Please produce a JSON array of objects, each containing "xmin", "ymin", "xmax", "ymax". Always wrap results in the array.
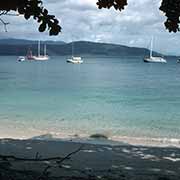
[
  {"xmin": 0, "ymin": 154, "xmax": 65, "ymax": 162},
  {"xmin": 0, "ymin": 17, "xmax": 9, "ymax": 32},
  {"xmin": 56, "ymin": 145, "xmax": 84, "ymax": 165}
]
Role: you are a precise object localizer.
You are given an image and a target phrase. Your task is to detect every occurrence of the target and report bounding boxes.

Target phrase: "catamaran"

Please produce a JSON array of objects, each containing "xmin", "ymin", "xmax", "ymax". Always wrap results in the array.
[
  {"xmin": 67, "ymin": 41, "xmax": 83, "ymax": 64},
  {"xmin": 143, "ymin": 37, "xmax": 166, "ymax": 63}
]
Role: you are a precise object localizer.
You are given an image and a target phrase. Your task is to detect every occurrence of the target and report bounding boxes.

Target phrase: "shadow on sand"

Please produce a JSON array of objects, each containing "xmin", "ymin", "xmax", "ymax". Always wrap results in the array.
[{"xmin": 0, "ymin": 138, "xmax": 180, "ymax": 180}]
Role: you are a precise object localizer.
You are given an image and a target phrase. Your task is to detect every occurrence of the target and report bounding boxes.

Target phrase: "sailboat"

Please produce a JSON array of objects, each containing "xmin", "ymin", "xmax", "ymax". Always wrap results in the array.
[
  {"xmin": 33, "ymin": 41, "xmax": 49, "ymax": 61},
  {"xmin": 67, "ymin": 41, "xmax": 83, "ymax": 64},
  {"xmin": 143, "ymin": 37, "xmax": 166, "ymax": 63},
  {"xmin": 26, "ymin": 41, "xmax": 49, "ymax": 61},
  {"xmin": 26, "ymin": 48, "xmax": 35, "ymax": 60}
]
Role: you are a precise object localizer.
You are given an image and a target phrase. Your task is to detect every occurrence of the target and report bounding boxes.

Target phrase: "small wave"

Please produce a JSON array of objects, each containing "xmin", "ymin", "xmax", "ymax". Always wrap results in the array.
[
  {"xmin": 111, "ymin": 136, "xmax": 180, "ymax": 147},
  {"xmin": 4, "ymin": 130, "xmax": 180, "ymax": 148}
]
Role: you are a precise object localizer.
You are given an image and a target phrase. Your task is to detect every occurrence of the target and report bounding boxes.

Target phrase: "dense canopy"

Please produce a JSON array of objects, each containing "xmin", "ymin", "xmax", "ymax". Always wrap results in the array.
[{"xmin": 0, "ymin": 0, "xmax": 61, "ymax": 35}]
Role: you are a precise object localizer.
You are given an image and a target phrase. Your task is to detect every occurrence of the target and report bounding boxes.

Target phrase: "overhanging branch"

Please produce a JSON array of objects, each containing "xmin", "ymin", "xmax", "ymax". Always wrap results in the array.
[{"xmin": 0, "ymin": 12, "xmax": 9, "ymax": 32}]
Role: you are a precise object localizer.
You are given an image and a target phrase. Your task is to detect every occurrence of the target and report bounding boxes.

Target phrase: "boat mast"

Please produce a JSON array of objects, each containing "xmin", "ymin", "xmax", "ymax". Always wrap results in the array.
[
  {"xmin": 44, "ymin": 44, "xmax": 46, "ymax": 56},
  {"xmin": 150, "ymin": 36, "xmax": 153, "ymax": 58},
  {"xmin": 72, "ymin": 41, "xmax": 74, "ymax": 57},
  {"xmin": 38, "ymin": 40, "xmax": 41, "ymax": 57}
]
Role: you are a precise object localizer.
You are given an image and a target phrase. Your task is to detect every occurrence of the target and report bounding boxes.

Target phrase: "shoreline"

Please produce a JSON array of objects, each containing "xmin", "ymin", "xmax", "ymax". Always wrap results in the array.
[{"xmin": 0, "ymin": 132, "xmax": 180, "ymax": 148}]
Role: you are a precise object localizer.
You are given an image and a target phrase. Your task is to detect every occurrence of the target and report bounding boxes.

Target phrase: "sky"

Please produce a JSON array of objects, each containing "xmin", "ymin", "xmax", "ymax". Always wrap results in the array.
[{"xmin": 1, "ymin": 0, "xmax": 180, "ymax": 55}]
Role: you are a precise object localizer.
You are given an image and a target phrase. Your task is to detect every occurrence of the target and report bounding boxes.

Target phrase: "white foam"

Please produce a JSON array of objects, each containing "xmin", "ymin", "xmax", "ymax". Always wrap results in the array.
[{"xmin": 1, "ymin": 129, "xmax": 180, "ymax": 148}]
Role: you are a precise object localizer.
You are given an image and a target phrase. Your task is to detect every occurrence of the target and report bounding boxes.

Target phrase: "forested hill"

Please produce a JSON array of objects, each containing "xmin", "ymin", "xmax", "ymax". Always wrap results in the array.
[{"xmin": 0, "ymin": 39, "xmax": 160, "ymax": 57}]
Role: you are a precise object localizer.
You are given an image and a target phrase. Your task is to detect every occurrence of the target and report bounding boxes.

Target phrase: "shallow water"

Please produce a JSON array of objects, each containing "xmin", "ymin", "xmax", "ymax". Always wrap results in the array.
[{"xmin": 0, "ymin": 56, "xmax": 180, "ymax": 145}]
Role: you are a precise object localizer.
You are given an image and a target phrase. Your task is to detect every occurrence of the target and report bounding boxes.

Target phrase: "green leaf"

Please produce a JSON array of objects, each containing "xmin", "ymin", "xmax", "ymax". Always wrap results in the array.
[{"xmin": 39, "ymin": 23, "xmax": 47, "ymax": 32}]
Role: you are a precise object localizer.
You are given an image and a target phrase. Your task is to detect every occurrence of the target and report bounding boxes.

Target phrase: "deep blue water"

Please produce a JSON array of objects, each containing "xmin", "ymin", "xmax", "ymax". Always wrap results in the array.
[{"xmin": 0, "ymin": 56, "xmax": 180, "ymax": 142}]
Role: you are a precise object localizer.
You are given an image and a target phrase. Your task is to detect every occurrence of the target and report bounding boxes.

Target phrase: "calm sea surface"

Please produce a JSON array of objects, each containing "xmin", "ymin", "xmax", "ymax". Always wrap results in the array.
[{"xmin": 0, "ymin": 56, "xmax": 180, "ymax": 144}]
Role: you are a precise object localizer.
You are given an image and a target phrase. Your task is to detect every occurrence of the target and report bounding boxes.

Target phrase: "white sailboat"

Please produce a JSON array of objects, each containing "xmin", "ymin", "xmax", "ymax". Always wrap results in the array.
[
  {"xmin": 67, "ymin": 41, "xmax": 83, "ymax": 64},
  {"xmin": 144, "ymin": 37, "xmax": 166, "ymax": 63},
  {"xmin": 33, "ymin": 41, "xmax": 49, "ymax": 61}
]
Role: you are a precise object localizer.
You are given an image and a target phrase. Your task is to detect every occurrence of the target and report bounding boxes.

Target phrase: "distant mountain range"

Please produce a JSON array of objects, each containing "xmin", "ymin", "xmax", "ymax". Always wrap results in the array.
[
  {"xmin": 0, "ymin": 38, "xmax": 162, "ymax": 57},
  {"xmin": 0, "ymin": 39, "xmax": 65, "ymax": 45}
]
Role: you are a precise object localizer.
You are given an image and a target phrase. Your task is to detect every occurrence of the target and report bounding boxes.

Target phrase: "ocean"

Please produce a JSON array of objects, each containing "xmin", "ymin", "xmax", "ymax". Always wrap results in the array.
[{"xmin": 0, "ymin": 56, "xmax": 180, "ymax": 146}]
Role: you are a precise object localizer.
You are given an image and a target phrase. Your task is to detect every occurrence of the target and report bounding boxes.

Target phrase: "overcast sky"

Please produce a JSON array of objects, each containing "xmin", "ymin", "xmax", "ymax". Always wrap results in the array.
[{"xmin": 1, "ymin": 0, "xmax": 180, "ymax": 55}]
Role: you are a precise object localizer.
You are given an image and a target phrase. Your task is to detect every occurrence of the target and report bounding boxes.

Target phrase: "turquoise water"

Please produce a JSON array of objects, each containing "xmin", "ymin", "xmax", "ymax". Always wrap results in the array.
[{"xmin": 0, "ymin": 56, "xmax": 180, "ymax": 143}]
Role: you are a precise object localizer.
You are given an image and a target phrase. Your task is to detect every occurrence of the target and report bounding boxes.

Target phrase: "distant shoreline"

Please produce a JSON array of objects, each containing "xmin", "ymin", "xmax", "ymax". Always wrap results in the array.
[
  {"xmin": 0, "ymin": 39, "xmax": 166, "ymax": 57},
  {"xmin": 0, "ymin": 55, "xmax": 178, "ymax": 59}
]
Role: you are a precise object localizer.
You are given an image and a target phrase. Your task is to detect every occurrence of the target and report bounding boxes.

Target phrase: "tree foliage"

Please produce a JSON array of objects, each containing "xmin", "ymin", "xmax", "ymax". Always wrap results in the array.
[
  {"xmin": 96, "ymin": 0, "xmax": 180, "ymax": 33},
  {"xmin": 0, "ymin": 0, "xmax": 61, "ymax": 35},
  {"xmin": 97, "ymin": 0, "xmax": 127, "ymax": 11},
  {"xmin": 0, "ymin": 0, "xmax": 180, "ymax": 35}
]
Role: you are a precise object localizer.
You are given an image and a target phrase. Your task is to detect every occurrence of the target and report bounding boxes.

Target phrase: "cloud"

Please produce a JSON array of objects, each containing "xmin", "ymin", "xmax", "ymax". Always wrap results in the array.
[{"xmin": 0, "ymin": 0, "xmax": 180, "ymax": 55}]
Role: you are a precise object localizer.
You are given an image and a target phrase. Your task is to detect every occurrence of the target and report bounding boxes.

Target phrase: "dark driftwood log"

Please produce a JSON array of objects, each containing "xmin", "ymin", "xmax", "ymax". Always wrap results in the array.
[
  {"xmin": 0, "ymin": 145, "xmax": 84, "ymax": 179},
  {"xmin": 0, "ymin": 145, "xmax": 83, "ymax": 162}
]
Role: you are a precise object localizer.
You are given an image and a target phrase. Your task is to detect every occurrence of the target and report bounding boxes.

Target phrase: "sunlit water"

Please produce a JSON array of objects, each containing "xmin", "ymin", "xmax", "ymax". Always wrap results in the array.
[{"xmin": 0, "ymin": 56, "xmax": 180, "ymax": 145}]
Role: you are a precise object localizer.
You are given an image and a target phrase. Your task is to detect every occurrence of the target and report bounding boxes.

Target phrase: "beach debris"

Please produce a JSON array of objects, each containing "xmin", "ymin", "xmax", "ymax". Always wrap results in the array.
[
  {"xmin": 0, "ymin": 154, "xmax": 64, "ymax": 162},
  {"xmin": 0, "ymin": 144, "xmax": 84, "ymax": 180},
  {"xmin": 73, "ymin": 134, "xmax": 79, "ymax": 138},
  {"xmin": 89, "ymin": 133, "xmax": 108, "ymax": 140}
]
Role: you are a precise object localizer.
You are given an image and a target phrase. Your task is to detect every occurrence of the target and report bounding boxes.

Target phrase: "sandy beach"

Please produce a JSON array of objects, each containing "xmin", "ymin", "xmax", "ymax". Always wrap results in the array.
[{"xmin": 0, "ymin": 138, "xmax": 180, "ymax": 180}]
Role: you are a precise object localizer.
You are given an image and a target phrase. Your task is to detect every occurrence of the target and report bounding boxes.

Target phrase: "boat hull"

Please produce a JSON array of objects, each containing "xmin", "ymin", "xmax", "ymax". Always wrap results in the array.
[
  {"xmin": 67, "ymin": 59, "xmax": 83, "ymax": 64},
  {"xmin": 18, "ymin": 56, "xmax": 25, "ymax": 62},
  {"xmin": 143, "ymin": 57, "xmax": 167, "ymax": 63},
  {"xmin": 67, "ymin": 56, "xmax": 83, "ymax": 64},
  {"xmin": 33, "ymin": 56, "xmax": 49, "ymax": 61},
  {"xmin": 27, "ymin": 56, "xmax": 36, "ymax": 60},
  {"xmin": 27, "ymin": 56, "xmax": 49, "ymax": 61},
  {"xmin": 26, "ymin": 41, "xmax": 49, "ymax": 61}
]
